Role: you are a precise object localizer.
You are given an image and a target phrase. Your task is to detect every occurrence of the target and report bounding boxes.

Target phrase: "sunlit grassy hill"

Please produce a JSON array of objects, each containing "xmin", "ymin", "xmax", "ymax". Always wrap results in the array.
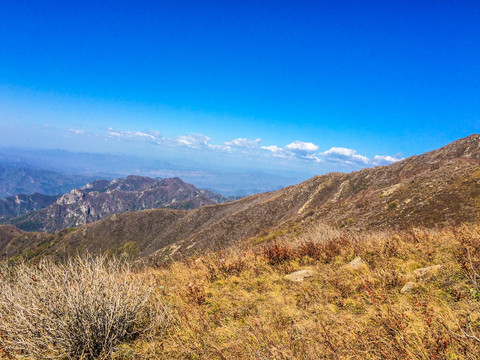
[
  {"xmin": 2, "ymin": 224, "xmax": 480, "ymax": 359},
  {"xmin": 120, "ymin": 224, "xmax": 480, "ymax": 359}
]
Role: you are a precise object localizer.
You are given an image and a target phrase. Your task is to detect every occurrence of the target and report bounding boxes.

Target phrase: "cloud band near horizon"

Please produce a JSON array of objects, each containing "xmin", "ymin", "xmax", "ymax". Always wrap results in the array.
[{"xmin": 69, "ymin": 127, "xmax": 404, "ymax": 168}]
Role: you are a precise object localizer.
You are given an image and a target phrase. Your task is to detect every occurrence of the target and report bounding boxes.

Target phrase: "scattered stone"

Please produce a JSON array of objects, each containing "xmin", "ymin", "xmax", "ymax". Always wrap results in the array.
[
  {"xmin": 414, "ymin": 265, "xmax": 442, "ymax": 279},
  {"xmin": 349, "ymin": 256, "xmax": 367, "ymax": 270},
  {"xmin": 285, "ymin": 269, "xmax": 314, "ymax": 282},
  {"xmin": 401, "ymin": 281, "xmax": 421, "ymax": 293}
]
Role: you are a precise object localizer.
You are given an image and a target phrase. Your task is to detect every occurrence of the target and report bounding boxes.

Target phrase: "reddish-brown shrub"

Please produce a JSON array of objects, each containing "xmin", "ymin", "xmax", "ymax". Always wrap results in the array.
[
  {"xmin": 263, "ymin": 243, "xmax": 294, "ymax": 265},
  {"xmin": 186, "ymin": 282, "xmax": 206, "ymax": 305},
  {"xmin": 319, "ymin": 239, "xmax": 342, "ymax": 263},
  {"xmin": 296, "ymin": 241, "xmax": 322, "ymax": 260}
]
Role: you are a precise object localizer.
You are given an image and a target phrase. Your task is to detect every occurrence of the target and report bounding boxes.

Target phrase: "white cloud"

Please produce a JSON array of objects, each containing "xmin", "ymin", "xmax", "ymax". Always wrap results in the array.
[
  {"xmin": 225, "ymin": 138, "xmax": 262, "ymax": 148},
  {"xmin": 261, "ymin": 140, "xmax": 321, "ymax": 161},
  {"xmin": 284, "ymin": 141, "xmax": 319, "ymax": 155},
  {"xmin": 148, "ymin": 130, "xmax": 162, "ymax": 137},
  {"xmin": 261, "ymin": 145, "xmax": 281, "ymax": 152},
  {"xmin": 372, "ymin": 154, "xmax": 404, "ymax": 165},
  {"xmin": 69, "ymin": 129, "xmax": 85, "ymax": 135},
  {"xmin": 320, "ymin": 147, "xmax": 370, "ymax": 165},
  {"xmin": 105, "ymin": 128, "xmax": 162, "ymax": 143},
  {"xmin": 107, "ymin": 130, "xmax": 121, "ymax": 137},
  {"xmin": 131, "ymin": 131, "xmax": 157, "ymax": 140},
  {"xmin": 318, "ymin": 147, "xmax": 403, "ymax": 166},
  {"xmin": 67, "ymin": 128, "xmax": 99, "ymax": 137},
  {"xmin": 176, "ymin": 133, "xmax": 211, "ymax": 148},
  {"xmin": 261, "ymin": 145, "xmax": 290, "ymax": 158},
  {"xmin": 105, "ymin": 129, "xmax": 233, "ymax": 152},
  {"xmin": 81, "ymin": 127, "xmax": 404, "ymax": 169},
  {"xmin": 208, "ymin": 143, "xmax": 232, "ymax": 151}
]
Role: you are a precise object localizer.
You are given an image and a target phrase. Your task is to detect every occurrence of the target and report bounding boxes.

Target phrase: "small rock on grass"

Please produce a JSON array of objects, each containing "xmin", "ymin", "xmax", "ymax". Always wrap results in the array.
[
  {"xmin": 349, "ymin": 256, "xmax": 367, "ymax": 270},
  {"xmin": 401, "ymin": 281, "xmax": 420, "ymax": 293},
  {"xmin": 413, "ymin": 265, "xmax": 442, "ymax": 279},
  {"xmin": 285, "ymin": 269, "xmax": 314, "ymax": 282}
]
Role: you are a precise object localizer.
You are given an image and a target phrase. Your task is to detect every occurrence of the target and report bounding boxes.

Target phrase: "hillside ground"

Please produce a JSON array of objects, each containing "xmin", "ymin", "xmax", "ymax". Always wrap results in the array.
[
  {"xmin": 117, "ymin": 224, "xmax": 480, "ymax": 359},
  {"xmin": 2, "ymin": 224, "xmax": 480, "ymax": 359}
]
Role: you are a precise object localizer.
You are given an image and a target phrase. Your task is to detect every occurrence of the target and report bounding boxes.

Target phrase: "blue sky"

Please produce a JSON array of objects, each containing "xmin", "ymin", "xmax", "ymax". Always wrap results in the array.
[{"xmin": 1, "ymin": 0, "xmax": 479, "ymax": 178}]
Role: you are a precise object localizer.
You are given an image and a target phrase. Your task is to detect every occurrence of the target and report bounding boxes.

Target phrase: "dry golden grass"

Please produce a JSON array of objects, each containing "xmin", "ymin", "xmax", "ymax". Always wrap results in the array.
[
  {"xmin": 3, "ymin": 224, "xmax": 480, "ymax": 359},
  {"xmin": 118, "ymin": 224, "xmax": 480, "ymax": 359}
]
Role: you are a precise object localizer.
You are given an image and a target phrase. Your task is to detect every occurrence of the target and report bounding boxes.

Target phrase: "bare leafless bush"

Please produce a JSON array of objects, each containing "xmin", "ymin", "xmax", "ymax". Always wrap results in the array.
[{"xmin": 0, "ymin": 256, "xmax": 159, "ymax": 359}]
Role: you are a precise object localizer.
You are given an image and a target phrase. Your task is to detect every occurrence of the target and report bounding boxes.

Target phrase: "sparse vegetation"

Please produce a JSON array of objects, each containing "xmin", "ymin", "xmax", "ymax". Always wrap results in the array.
[
  {"xmin": 388, "ymin": 200, "xmax": 399, "ymax": 210},
  {"xmin": 122, "ymin": 240, "xmax": 140, "ymax": 259}
]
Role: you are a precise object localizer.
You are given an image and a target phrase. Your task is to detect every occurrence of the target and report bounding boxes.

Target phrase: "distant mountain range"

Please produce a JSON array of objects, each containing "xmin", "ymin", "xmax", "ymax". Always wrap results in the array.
[
  {"xmin": 0, "ymin": 162, "xmax": 99, "ymax": 198},
  {"xmin": 0, "ymin": 148, "xmax": 307, "ymax": 196},
  {"xmin": 1, "ymin": 134, "xmax": 479, "ymax": 262},
  {"xmin": 0, "ymin": 175, "xmax": 237, "ymax": 232},
  {"xmin": 0, "ymin": 193, "xmax": 60, "ymax": 219}
]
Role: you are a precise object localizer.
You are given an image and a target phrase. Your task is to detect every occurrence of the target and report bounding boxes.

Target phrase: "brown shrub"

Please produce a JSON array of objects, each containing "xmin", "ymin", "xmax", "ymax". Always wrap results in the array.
[
  {"xmin": 296, "ymin": 241, "xmax": 322, "ymax": 260},
  {"xmin": 186, "ymin": 282, "xmax": 206, "ymax": 305},
  {"xmin": 319, "ymin": 239, "xmax": 343, "ymax": 263},
  {"xmin": 263, "ymin": 243, "xmax": 294, "ymax": 265},
  {"xmin": 206, "ymin": 253, "xmax": 247, "ymax": 281}
]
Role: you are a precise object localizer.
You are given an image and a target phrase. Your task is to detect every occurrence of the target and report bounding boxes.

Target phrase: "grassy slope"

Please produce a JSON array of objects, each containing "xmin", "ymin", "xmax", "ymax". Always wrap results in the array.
[{"xmin": 111, "ymin": 224, "xmax": 480, "ymax": 359}]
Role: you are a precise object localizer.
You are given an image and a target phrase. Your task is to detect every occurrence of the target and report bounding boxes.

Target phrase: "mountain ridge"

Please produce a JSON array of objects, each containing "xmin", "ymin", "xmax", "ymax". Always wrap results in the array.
[
  {"xmin": 0, "ymin": 162, "xmax": 99, "ymax": 198},
  {"xmin": 1, "ymin": 134, "xmax": 479, "ymax": 261},
  {"xmin": 1, "ymin": 175, "xmax": 235, "ymax": 232},
  {"xmin": 0, "ymin": 193, "xmax": 60, "ymax": 220}
]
